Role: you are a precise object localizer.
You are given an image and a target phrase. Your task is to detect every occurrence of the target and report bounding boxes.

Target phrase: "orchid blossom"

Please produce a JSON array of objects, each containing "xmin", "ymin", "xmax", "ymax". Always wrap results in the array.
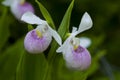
[
  {"xmin": 57, "ymin": 12, "xmax": 93, "ymax": 70},
  {"xmin": 21, "ymin": 12, "xmax": 62, "ymax": 53},
  {"xmin": 2, "ymin": 0, "xmax": 34, "ymax": 20}
]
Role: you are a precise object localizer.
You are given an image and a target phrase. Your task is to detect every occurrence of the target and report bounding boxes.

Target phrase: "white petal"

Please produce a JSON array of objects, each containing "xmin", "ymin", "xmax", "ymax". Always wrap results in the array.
[
  {"xmin": 72, "ymin": 26, "xmax": 77, "ymax": 33},
  {"xmin": 56, "ymin": 37, "xmax": 71, "ymax": 53},
  {"xmin": 21, "ymin": 12, "xmax": 44, "ymax": 25},
  {"xmin": 79, "ymin": 37, "xmax": 91, "ymax": 48},
  {"xmin": 2, "ymin": 0, "xmax": 14, "ymax": 6},
  {"xmin": 77, "ymin": 12, "xmax": 93, "ymax": 34},
  {"xmin": 48, "ymin": 26, "xmax": 62, "ymax": 45}
]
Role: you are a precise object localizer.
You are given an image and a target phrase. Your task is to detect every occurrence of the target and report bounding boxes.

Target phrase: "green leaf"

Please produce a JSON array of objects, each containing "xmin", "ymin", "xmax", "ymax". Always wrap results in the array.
[
  {"xmin": 16, "ymin": 52, "xmax": 48, "ymax": 80},
  {"xmin": 47, "ymin": 0, "xmax": 74, "ymax": 67},
  {"xmin": 0, "ymin": 7, "xmax": 11, "ymax": 51},
  {"xmin": 45, "ymin": 0, "xmax": 75, "ymax": 80},
  {"xmin": 27, "ymin": 24, "xmax": 34, "ymax": 31},
  {"xmin": 0, "ymin": 38, "xmax": 24, "ymax": 80},
  {"xmin": 35, "ymin": 0, "xmax": 55, "ymax": 29},
  {"xmin": 58, "ymin": 0, "xmax": 74, "ymax": 38},
  {"xmin": 47, "ymin": 0, "xmax": 74, "ymax": 62}
]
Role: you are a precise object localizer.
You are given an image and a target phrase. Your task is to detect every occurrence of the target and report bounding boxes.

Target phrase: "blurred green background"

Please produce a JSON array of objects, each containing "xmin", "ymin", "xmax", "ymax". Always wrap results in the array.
[{"xmin": 0, "ymin": 0, "xmax": 120, "ymax": 80}]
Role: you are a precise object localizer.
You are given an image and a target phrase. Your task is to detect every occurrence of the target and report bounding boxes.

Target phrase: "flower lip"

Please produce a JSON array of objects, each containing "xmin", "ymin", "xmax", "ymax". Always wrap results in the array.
[
  {"xmin": 24, "ymin": 29, "xmax": 52, "ymax": 53},
  {"xmin": 64, "ymin": 45, "xmax": 91, "ymax": 71}
]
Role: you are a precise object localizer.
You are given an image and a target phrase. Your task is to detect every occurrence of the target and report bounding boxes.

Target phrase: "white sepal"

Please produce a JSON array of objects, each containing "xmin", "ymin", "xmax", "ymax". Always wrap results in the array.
[
  {"xmin": 48, "ymin": 26, "xmax": 62, "ymax": 45},
  {"xmin": 72, "ymin": 27, "xmax": 77, "ymax": 33},
  {"xmin": 77, "ymin": 12, "xmax": 93, "ymax": 34},
  {"xmin": 2, "ymin": 0, "xmax": 14, "ymax": 6},
  {"xmin": 21, "ymin": 11, "xmax": 44, "ymax": 25},
  {"xmin": 79, "ymin": 37, "xmax": 91, "ymax": 48}
]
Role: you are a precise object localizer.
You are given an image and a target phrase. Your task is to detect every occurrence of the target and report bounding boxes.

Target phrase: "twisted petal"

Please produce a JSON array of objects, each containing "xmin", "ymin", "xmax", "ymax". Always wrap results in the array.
[
  {"xmin": 79, "ymin": 37, "xmax": 91, "ymax": 48},
  {"xmin": 21, "ymin": 11, "xmax": 44, "ymax": 25},
  {"xmin": 77, "ymin": 12, "xmax": 93, "ymax": 34},
  {"xmin": 56, "ymin": 37, "xmax": 71, "ymax": 53},
  {"xmin": 48, "ymin": 26, "xmax": 62, "ymax": 45},
  {"xmin": 72, "ymin": 27, "xmax": 77, "ymax": 33},
  {"xmin": 56, "ymin": 31, "xmax": 76, "ymax": 53}
]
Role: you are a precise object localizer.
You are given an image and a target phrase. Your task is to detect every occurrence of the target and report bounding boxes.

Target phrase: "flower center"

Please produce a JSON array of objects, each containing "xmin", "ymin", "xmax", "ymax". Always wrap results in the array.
[
  {"xmin": 36, "ymin": 30, "xmax": 42, "ymax": 38},
  {"xmin": 74, "ymin": 45, "xmax": 79, "ymax": 50},
  {"xmin": 20, "ymin": 0, "xmax": 25, "ymax": 5},
  {"xmin": 70, "ymin": 38, "xmax": 80, "ymax": 50}
]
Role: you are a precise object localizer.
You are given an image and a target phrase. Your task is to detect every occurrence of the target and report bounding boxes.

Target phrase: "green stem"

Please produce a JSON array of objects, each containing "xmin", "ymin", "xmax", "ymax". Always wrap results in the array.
[
  {"xmin": 43, "ymin": 41, "xmax": 58, "ymax": 80},
  {"xmin": 16, "ymin": 51, "xmax": 25, "ymax": 80}
]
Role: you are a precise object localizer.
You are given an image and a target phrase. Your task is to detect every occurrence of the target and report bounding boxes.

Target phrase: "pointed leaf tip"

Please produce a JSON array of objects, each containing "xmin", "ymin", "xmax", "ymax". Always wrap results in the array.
[
  {"xmin": 35, "ymin": 0, "xmax": 55, "ymax": 29},
  {"xmin": 58, "ymin": 0, "xmax": 74, "ymax": 38}
]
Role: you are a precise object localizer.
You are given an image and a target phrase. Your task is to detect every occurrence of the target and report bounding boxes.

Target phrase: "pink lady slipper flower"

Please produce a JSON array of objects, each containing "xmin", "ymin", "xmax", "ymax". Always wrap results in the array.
[
  {"xmin": 2, "ymin": 0, "xmax": 34, "ymax": 20},
  {"xmin": 57, "ymin": 12, "xmax": 93, "ymax": 70},
  {"xmin": 21, "ymin": 12, "xmax": 62, "ymax": 54}
]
